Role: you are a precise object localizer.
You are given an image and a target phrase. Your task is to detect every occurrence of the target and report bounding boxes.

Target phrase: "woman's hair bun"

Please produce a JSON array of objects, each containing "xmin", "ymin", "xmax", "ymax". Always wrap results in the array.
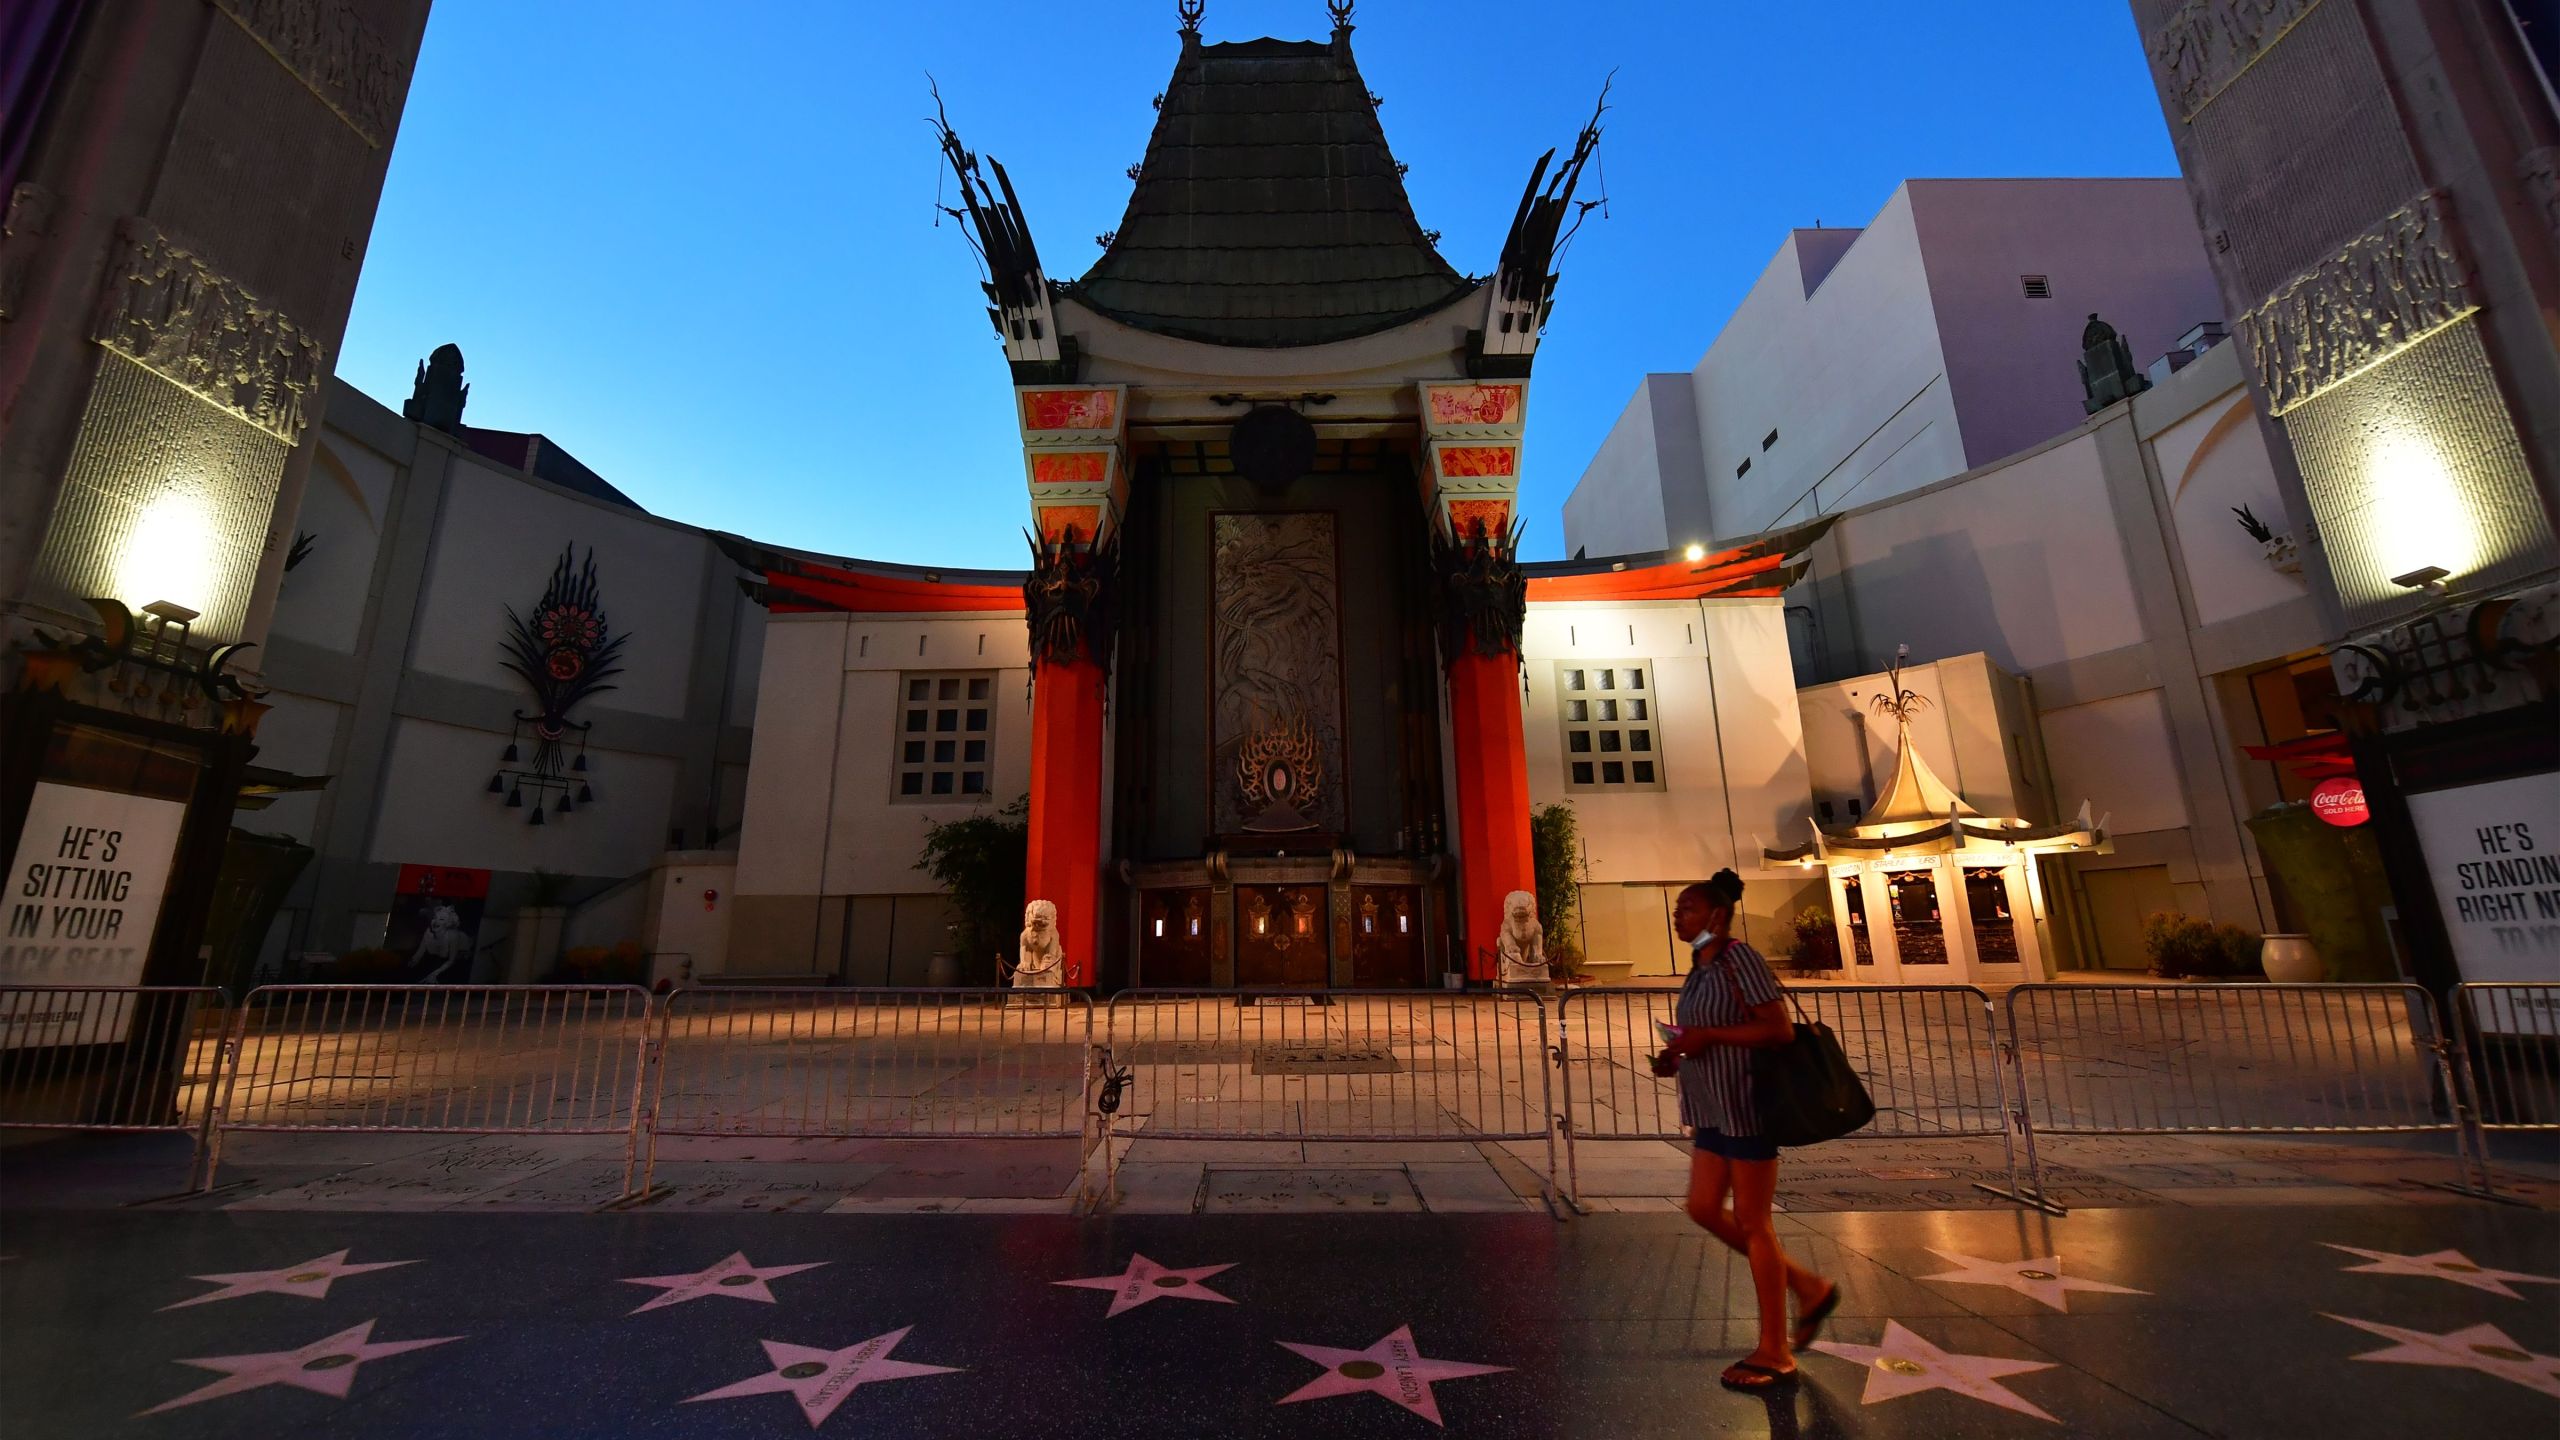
[{"xmin": 1704, "ymin": 868, "xmax": 1745, "ymax": 906}]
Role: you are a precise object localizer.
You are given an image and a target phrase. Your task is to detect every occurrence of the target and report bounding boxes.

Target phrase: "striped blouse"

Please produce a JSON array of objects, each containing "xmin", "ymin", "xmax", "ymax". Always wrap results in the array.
[{"xmin": 1674, "ymin": 937, "xmax": 1785, "ymax": 1137}]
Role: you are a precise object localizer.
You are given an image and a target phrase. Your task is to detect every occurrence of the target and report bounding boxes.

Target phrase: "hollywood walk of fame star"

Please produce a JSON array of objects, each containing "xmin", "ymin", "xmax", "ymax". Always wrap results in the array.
[
  {"xmin": 160, "ymin": 1249, "xmax": 418, "ymax": 1311},
  {"xmin": 1276, "ymin": 1325, "xmax": 1510, "ymax": 1427},
  {"xmin": 2322, "ymin": 1243, "xmax": 2560, "ymax": 1301},
  {"xmin": 621, "ymin": 1252, "xmax": 828, "ymax": 1314},
  {"xmin": 1918, "ymin": 1249, "xmax": 2145, "ymax": 1312},
  {"xmin": 1053, "ymin": 1253, "xmax": 1237, "ymax": 1317},
  {"xmin": 138, "ymin": 1320, "xmax": 461, "ymax": 1416},
  {"xmin": 684, "ymin": 1328, "xmax": 961, "ymax": 1427},
  {"xmin": 2327, "ymin": 1314, "xmax": 2560, "ymax": 1400},
  {"xmin": 1810, "ymin": 1320, "xmax": 2061, "ymax": 1422}
]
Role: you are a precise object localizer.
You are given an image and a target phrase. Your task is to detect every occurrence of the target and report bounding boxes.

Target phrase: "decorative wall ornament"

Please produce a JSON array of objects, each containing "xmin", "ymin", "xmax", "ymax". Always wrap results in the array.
[
  {"xmin": 90, "ymin": 218, "xmax": 326, "ymax": 441},
  {"xmin": 2148, "ymin": 0, "xmax": 2322, "ymax": 120},
  {"xmin": 18, "ymin": 598, "xmax": 260, "ymax": 726},
  {"xmin": 1023, "ymin": 526, "xmax": 1119, "ymax": 673},
  {"xmin": 1236, "ymin": 711, "xmax": 1324, "ymax": 833},
  {"xmin": 1481, "ymin": 77, "xmax": 1607, "ymax": 368},
  {"xmin": 2237, "ymin": 191, "xmax": 2478, "ymax": 416},
  {"xmin": 2231, "ymin": 504, "xmax": 2301, "ymax": 575},
  {"xmin": 1430, "ymin": 518, "xmax": 1526, "ymax": 660},
  {"xmin": 1211, "ymin": 513, "xmax": 1348, "ymax": 837},
  {"xmin": 2077, "ymin": 312, "xmax": 2150, "ymax": 413},
  {"xmin": 2330, "ymin": 577, "xmax": 2560, "ymax": 730},
  {"xmin": 489, "ymin": 546, "xmax": 628, "ymax": 826},
  {"xmin": 930, "ymin": 79, "xmax": 1062, "ymax": 370},
  {"xmin": 210, "ymin": 0, "xmax": 405, "ymax": 147},
  {"xmin": 403, "ymin": 343, "xmax": 467, "ymax": 431}
]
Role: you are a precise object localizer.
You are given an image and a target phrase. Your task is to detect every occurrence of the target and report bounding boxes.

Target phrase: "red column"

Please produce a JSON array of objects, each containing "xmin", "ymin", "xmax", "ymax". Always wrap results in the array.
[
  {"xmin": 1024, "ymin": 656, "xmax": 1106, "ymax": 987},
  {"xmin": 1446, "ymin": 648, "xmax": 1536, "ymax": 982}
]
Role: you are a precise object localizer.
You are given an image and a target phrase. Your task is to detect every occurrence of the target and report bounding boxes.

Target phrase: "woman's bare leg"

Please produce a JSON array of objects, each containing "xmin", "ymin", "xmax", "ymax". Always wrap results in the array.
[
  {"xmin": 1729, "ymin": 1156, "xmax": 1825, "ymax": 1371},
  {"xmin": 1686, "ymin": 1148, "xmax": 1826, "ymax": 1301}
]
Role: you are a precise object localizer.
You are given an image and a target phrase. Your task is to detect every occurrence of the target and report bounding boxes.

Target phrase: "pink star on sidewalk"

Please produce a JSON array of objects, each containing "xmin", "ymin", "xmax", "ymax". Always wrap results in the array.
[
  {"xmin": 1053, "ymin": 1253, "xmax": 1237, "ymax": 1316},
  {"xmin": 2323, "ymin": 1244, "xmax": 2560, "ymax": 1300},
  {"xmin": 685, "ymin": 1328, "xmax": 961, "ymax": 1427},
  {"xmin": 2327, "ymin": 1314, "xmax": 2560, "ymax": 1399},
  {"xmin": 1811, "ymin": 1320, "xmax": 2060, "ymax": 1422},
  {"xmin": 160, "ymin": 1249, "xmax": 417, "ymax": 1310},
  {"xmin": 1276, "ymin": 1325, "xmax": 1509, "ymax": 1427},
  {"xmin": 621, "ymin": 1252, "xmax": 828, "ymax": 1313},
  {"xmin": 138, "ymin": 1320, "xmax": 460, "ymax": 1416}
]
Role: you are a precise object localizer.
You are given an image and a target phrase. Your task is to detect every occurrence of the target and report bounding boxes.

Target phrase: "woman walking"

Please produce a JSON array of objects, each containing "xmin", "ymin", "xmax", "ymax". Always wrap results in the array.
[{"xmin": 1652, "ymin": 869, "xmax": 1839, "ymax": 1392}]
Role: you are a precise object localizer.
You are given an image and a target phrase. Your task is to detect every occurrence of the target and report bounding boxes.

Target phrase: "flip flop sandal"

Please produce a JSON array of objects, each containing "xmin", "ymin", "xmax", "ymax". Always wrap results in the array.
[
  {"xmin": 1790, "ymin": 1284, "xmax": 1841, "ymax": 1351},
  {"xmin": 1719, "ymin": 1361, "xmax": 1799, "ymax": 1392}
]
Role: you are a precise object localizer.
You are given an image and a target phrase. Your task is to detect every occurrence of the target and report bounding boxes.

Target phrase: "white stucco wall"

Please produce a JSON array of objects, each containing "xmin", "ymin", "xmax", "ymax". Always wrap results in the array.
[
  {"xmin": 732, "ymin": 611, "xmax": 1035, "ymax": 900},
  {"xmin": 1820, "ymin": 429, "xmax": 2145, "ymax": 677},
  {"xmin": 366, "ymin": 715, "xmax": 683, "ymax": 875},
  {"xmin": 239, "ymin": 691, "xmax": 345, "ymax": 845},
  {"xmin": 1520, "ymin": 597, "xmax": 1812, "ymax": 885},
  {"xmin": 1795, "ymin": 653, "xmax": 2040, "ymax": 825},
  {"xmin": 406, "ymin": 456, "xmax": 708, "ymax": 720},
  {"xmin": 2147, "ymin": 382, "xmax": 2310, "ymax": 629},
  {"xmin": 1562, "ymin": 374, "xmax": 1705, "ymax": 560},
  {"xmin": 270, "ymin": 435, "xmax": 399, "ymax": 654},
  {"xmin": 2041, "ymin": 690, "xmax": 2191, "ymax": 836}
]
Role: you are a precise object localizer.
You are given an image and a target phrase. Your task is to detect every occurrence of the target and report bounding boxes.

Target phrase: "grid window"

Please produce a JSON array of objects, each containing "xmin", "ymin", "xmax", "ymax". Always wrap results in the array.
[
  {"xmin": 1557, "ymin": 663, "xmax": 1665, "ymax": 792},
  {"xmin": 895, "ymin": 671, "xmax": 997, "ymax": 801}
]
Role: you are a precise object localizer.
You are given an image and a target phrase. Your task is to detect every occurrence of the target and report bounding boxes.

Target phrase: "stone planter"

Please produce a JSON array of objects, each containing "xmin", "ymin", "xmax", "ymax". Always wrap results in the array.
[{"xmin": 2261, "ymin": 933, "xmax": 2323, "ymax": 984}]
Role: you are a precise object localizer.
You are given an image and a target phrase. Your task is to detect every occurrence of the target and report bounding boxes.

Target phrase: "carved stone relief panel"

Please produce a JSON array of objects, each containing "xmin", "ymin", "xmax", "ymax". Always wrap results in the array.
[
  {"xmin": 2521, "ymin": 149, "xmax": 2560, "ymax": 252},
  {"xmin": 2237, "ymin": 191, "xmax": 2478, "ymax": 416},
  {"xmin": 2149, "ymin": 0, "xmax": 2322, "ymax": 120},
  {"xmin": 211, "ymin": 0, "xmax": 407, "ymax": 146},
  {"xmin": 89, "ymin": 218, "xmax": 326, "ymax": 442},
  {"xmin": 1210, "ymin": 513, "xmax": 1347, "ymax": 837}
]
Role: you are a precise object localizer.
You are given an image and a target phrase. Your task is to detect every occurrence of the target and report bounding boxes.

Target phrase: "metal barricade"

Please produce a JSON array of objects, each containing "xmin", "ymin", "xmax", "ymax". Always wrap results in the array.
[
  {"xmin": 644, "ymin": 987, "xmax": 1096, "ymax": 1194},
  {"xmin": 2001, "ymin": 983, "xmax": 2471, "ymax": 1181},
  {"xmin": 204, "ymin": 984, "xmax": 656, "ymax": 1193},
  {"xmin": 1553, "ymin": 985, "xmax": 2035, "ymax": 1211},
  {"xmin": 0, "ymin": 986, "xmax": 230, "ymax": 1185},
  {"xmin": 1098, "ymin": 989, "xmax": 1556, "ymax": 1203},
  {"xmin": 2445, "ymin": 983, "xmax": 2560, "ymax": 1193}
]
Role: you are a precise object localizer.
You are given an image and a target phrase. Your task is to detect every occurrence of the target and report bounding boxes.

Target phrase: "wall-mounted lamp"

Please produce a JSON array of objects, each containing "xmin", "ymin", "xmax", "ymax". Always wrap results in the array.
[
  {"xmin": 1683, "ymin": 543, "xmax": 1706, "ymax": 562},
  {"xmin": 2390, "ymin": 564, "xmax": 2451, "ymax": 596}
]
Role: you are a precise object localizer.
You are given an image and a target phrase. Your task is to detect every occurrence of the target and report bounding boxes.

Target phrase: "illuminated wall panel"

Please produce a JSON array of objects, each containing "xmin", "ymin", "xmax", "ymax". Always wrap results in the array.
[
  {"xmin": 30, "ymin": 352, "xmax": 287, "ymax": 640},
  {"xmin": 2283, "ymin": 321, "xmax": 2551, "ymax": 625}
]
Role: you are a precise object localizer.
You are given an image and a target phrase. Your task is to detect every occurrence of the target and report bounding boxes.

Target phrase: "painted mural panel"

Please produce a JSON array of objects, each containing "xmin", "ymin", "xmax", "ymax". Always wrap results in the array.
[{"xmin": 1209, "ymin": 513, "xmax": 1347, "ymax": 837}]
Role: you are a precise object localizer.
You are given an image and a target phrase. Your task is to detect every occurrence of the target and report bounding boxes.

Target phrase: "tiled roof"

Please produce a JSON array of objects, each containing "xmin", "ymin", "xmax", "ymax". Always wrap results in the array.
[{"xmin": 1070, "ymin": 36, "xmax": 1478, "ymax": 348}]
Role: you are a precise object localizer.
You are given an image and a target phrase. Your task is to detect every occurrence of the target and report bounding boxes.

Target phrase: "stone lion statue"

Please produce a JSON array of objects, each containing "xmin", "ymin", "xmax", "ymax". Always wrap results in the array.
[
  {"xmin": 1496, "ymin": 889, "xmax": 1547, "ymax": 986},
  {"xmin": 1014, "ymin": 899, "xmax": 1064, "ymax": 989}
]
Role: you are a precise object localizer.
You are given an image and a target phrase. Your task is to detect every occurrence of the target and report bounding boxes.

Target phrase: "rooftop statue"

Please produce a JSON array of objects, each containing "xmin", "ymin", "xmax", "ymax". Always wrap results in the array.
[
  {"xmin": 404, "ymin": 342, "xmax": 468, "ymax": 432},
  {"xmin": 2078, "ymin": 312, "xmax": 2151, "ymax": 414}
]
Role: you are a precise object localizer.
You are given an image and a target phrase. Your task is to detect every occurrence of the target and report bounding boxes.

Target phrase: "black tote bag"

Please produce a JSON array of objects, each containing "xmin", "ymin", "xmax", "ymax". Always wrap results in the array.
[{"xmin": 1751, "ymin": 1000, "xmax": 1877, "ymax": 1148}]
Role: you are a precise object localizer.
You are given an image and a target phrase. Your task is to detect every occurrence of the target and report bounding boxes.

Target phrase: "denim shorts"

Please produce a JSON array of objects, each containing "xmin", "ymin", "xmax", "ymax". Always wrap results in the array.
[{"xmin": 1693, "ymin": 1127, "xmax": 1779, "ymax": 1162}]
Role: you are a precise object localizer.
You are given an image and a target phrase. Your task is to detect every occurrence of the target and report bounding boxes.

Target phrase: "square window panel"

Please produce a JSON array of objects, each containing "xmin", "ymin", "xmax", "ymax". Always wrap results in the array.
[
  {"xmin": 965, "ymin": 709, "xmax": 988, "ymax": 732},
  {"xmin": 900, "ymin": 773, "xmax": 923, "ymax": 795},
  {"xmin": 905, "ymin": 710, "xmax": 926, "ymax": 732},
  {"xmin": 1596, "ymin": 699, "xmax": 1617, "ymax": 722},
  {"xmin": 1599, "ymin": 731, "xmax": 1621, "ymax": 753},
  {"xmin": 1626, "ymin": 698, "xmax": 1647, "ymax": 720},
  {"xmin": 1568, "ymin": 731, "xmax": 1591, "ymax": 753},
  {"xmin": 930, "ymin": 771, "xmax": 954, "ymax": 795},
  {"xmin": 967, "ymin": 678, "xmax": 990, "ymax": 700},
  {"xmin": 1571, "ymin": 761, "xmax": 1595, "ymax": 785},
  {"xmin": 1597, "ymin": 670, "xmax": 1616, "ymax": 690},
  {"xmin": 1630, "ymin": 730, "xmax": 1651, "ymax": 752},
  {"xmin": 1602, "ymin": 761, "xmax": 1625, "ymax": 784},
  {"xmin": 1564, "ymin": 670, "xmax": 1585, "ymax": 691},
  {"xmin": 1633, "ymin": 761, "xmax": 1655, "ymax": 783},
  {"xmin": 1627, "ymin": 668, "xmax": 1645, "ymax": 689},
  {"xmin": 938, "ymin": 678, "xmax": 960, "ymax": 700},
  {"xmin": 903, "ymin": 741, "xmax": 925, "ymax": 764},
  {"xmin": 964, "ymin": 740, "xmax": 986, "ymax": 762},
  {"xmin": 1565, "ymin": 700, "xmax": 1588, "ymax": 721},
  {"xmin": 961, "ymin": 772, "xmax": 985, "ymax": 794},
  {"xmin": 934, "ymin": 740, "xmax": 956, "ymax": 763},
  {"xmin": 936, "ymin": 710, "xmax": 959, "ymax": 732},
  {"xmin": 907, "ymin": 679, "xmax": 929, "ymax": 701}
]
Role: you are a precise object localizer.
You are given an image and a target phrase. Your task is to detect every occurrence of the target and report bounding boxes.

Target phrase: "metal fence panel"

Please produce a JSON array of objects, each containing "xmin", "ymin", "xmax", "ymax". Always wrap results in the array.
[
  {"xmin": 2003, "ymin": 982, "xmax": 2462, "ymax": 1137},
  {"xmin": 1099, "ymin": 990, "xmax": 1553, "ymax": 1149},
  {"xmin": 1554, "ymin": 984, "xmax": 2025, "ymax": 1209},
  {"xmin": 205, "ymin": 984, "xmax": 656, "ymax": 1190},
  {"xmin": 2450, "ymin": 983, "xmax": 2560, "ymax": 1135},
  {"xmin": 646, "ymin": 988, "xmax": 1095, "ymax": 1190},
  {"xmin": 0, "ymin": 986, "xmax": 228, "ymax": 1138}
]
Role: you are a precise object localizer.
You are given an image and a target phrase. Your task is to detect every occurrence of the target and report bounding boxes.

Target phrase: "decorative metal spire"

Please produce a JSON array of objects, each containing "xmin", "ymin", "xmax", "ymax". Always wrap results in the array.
[
  {"xmin": 1179, "ymin": 0, "xmax": 1204, "ymax": 35},
  {"xmin": 1328, "ymin": 0, "xmax": 1356, "ymax": 28},
  {"xmin": 1870, "ymin": 644, "xmax": 1931, "ymax": 727}
]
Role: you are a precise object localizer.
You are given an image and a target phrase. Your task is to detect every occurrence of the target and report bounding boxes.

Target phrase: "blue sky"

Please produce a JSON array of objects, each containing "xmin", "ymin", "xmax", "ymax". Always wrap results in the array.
[{"xmin": 339, "ymin": 1, "xmax": 2184, "ymax": 567}]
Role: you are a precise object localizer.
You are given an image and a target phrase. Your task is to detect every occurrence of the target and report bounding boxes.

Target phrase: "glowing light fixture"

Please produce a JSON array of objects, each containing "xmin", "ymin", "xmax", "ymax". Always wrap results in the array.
[
  {"xmin": 113, "ymin": 489, "xmax": 215, "ymax": 617},
  {"xmin": 2367, "ymin": 430, "xmax": 2480, "ymax": 584},
  {"xmin": 2391, "ymin": 564, "xmax": 2450, "ymax": 594},
  {"xmin": 1683, "ymin": 543, "xmax": 1706, "ymax": 562}
]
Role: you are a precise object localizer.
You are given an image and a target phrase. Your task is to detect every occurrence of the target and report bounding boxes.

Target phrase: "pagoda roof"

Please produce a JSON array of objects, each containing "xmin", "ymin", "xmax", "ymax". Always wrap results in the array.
[{"xmin": 1070, "ymin": 33, "xmax": 1479, "ymax": 348}]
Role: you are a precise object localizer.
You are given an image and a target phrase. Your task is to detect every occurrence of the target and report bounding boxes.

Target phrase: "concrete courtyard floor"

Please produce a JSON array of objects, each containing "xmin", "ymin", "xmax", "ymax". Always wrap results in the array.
[{"xmin": 2, "ymin": 1202, "xmax": 2555, "ymax": 1436}]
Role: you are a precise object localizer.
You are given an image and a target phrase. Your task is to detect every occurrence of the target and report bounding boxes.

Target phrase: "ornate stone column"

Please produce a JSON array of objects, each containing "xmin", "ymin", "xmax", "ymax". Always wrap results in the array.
[
  {"xmin": 1015, "ymin": 385, "xmax": 1127, "ymax": 987},
  {"xmin": 1434, "ymin": 524, "xmax": 1535, "ymax": 984}
]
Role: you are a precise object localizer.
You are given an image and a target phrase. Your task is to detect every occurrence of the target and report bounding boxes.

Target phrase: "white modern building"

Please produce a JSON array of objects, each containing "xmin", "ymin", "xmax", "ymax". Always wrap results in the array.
[{"xmin": 1564, "ymin": 178, "xmax": 2224, "ymax": 558}]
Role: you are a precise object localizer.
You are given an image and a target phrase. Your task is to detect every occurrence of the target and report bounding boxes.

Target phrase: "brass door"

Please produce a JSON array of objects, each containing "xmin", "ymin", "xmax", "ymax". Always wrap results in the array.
[
  {"xmin": 1350, "ymin": 886, "xmax": 1424, "ymax": 987},
  {"xmin": 1137, "ymin": 889, "xmax": 1213, "ymax": 987},
  {"xmin": 1236, "ymin": 884, "xmax": 1328, "ymax": 987}
]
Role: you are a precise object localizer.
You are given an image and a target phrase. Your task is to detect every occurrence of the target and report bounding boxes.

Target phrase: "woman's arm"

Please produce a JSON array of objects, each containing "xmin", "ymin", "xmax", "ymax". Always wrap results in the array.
[{"xmin": 1669, "ymin": 998, "xmax": 1795, "ymax": 1053}]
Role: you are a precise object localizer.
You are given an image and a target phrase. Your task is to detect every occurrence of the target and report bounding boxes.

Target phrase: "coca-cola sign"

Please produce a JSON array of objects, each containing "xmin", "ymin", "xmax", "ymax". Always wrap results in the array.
[{"xmin": 2311, "ymin": 777, "xmax": 2370, "ymax": 827}]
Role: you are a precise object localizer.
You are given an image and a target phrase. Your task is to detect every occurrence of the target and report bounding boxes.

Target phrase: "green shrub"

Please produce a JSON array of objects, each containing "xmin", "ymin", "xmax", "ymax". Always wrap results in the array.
[
  {"xmin": 2141, "ymin": 912, "xmax": 2264, "ymax": 979},
  {"xmin": 1787, "ymin": 907, "xmax": 1844, "ymax": 970}
]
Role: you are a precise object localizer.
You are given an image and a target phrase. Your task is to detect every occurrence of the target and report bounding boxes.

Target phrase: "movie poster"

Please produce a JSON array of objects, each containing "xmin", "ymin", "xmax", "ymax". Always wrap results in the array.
[
  {"xmin": 2407, "ymin": 770, "xmax": 2560, "ymax": 1035},
  {"xmin": 1, "ymin": 781, "xmax": 190, "ymax": 1047},
  {"xmin": 384, "ymin": 864, "xmax": 490, "ymax": 983}
]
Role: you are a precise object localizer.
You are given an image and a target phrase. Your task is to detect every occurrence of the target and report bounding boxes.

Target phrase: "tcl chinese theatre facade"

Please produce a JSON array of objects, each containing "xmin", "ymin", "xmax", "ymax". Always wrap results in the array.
[{"xmin": 722, "ymin": 9, "xmax": 1836, "ymax": 989}]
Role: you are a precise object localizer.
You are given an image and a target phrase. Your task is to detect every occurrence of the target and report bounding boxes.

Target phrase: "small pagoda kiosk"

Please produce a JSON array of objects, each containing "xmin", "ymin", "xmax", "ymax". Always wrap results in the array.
[{"xmin": 1764, "ymin": 657, "xmax": 2107, "ymax": 984}]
